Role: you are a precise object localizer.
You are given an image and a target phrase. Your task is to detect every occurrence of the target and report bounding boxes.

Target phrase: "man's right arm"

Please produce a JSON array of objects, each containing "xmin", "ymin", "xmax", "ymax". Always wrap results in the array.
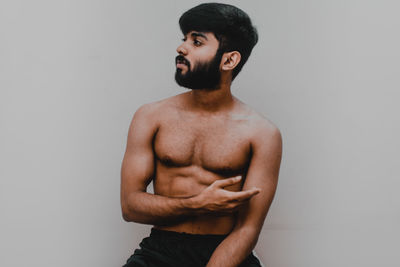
[
  {"xmin": 120, "ymin": 104, "xmax": 260, "ymax": 225},
  {"xmin": 120, "ymin": 103, "xmax": 192, "ymax": 225}
]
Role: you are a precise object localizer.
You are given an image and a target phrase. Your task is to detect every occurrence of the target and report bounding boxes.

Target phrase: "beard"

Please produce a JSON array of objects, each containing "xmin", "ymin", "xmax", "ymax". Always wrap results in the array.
[{"xmin": 175, "ymin": 49, "xmax": 224, "ymax": 90}]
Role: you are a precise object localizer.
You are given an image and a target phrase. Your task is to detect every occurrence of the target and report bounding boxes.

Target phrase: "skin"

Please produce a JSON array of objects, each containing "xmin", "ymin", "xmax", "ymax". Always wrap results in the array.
[{"xmin": 121, "ymin": 31, "xmax": 282, "ymax": 267}]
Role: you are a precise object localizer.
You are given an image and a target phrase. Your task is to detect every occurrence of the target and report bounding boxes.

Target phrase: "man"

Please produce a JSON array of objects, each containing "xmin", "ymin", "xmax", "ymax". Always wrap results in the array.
[{"xmin": 121, "ymin": 3, "xmax": 282, "ymax": 267}]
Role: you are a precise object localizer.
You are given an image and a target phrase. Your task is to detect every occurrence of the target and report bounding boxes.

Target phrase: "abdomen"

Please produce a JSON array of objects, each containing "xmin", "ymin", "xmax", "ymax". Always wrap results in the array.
[
  {"xmin": 153, "ymin": 164, "xmax": 242, "ymax": 234},
  {"xmin": 155, "ymin": 214, "xmax": 236, "ymax": 235}
]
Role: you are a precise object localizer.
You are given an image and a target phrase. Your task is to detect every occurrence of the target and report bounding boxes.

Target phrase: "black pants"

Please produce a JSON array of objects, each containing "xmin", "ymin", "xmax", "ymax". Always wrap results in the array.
[{"xmin": 123, "ymin": 228, "xmax": 261, "ymax": 267}]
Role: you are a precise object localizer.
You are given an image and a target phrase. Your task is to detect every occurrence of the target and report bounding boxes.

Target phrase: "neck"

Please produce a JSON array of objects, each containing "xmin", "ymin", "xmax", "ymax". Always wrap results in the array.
[{"xmin": 188, "ymin": 78, "xmax": 234, "ymax": 112}]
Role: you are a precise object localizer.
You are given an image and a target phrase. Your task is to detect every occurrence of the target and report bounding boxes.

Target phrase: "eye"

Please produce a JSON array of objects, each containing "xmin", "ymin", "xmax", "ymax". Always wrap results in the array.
[
  {"xmin": 181, "ymin": 37, "xmax": 187, "ymax": 42},
  {"xmin": 193, "ymin": 39, "xmax": 202, "ymax": 46}
]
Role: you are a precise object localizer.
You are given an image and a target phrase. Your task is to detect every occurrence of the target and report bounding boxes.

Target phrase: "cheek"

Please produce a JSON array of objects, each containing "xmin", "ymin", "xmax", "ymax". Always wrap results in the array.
[{"xmin": 185, "ymin": 59, "xmax": 195, "ymax": 71}]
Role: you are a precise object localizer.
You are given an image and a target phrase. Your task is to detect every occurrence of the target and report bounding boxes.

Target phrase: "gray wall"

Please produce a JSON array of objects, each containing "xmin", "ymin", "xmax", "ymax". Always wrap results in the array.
[{"xmin": 1, "ymin": 0, "xmax": 399, "ymax": 266}]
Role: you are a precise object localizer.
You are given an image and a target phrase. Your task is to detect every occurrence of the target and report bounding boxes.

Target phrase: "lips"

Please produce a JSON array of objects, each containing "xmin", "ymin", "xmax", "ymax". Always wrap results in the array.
[
  {"xmin": 176, "ymin": 63, "xmax": 187, "ymax": 70},
  {"xmin": 175, "ymin": 56, "xmax": 189, "ymax": 67}
]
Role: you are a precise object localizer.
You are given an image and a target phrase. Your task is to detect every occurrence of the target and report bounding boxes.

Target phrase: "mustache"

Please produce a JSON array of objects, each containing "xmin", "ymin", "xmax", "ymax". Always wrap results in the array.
[{"xmin": 175, "ymin": 55, "xmax": 190, "ymax": 67}]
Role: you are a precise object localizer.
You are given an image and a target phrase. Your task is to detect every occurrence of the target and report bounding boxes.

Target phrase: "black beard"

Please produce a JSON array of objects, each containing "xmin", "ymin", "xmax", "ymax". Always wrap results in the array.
[{"xmin": 175, "ymin": 49, "xmax": 223, "ymax": 90}]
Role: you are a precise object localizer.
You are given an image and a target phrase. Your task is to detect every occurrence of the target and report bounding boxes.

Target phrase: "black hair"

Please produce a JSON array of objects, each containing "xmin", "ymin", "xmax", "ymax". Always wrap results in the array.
[{"xmin": 179, "ymin": 2, "xmax": 258, "ymax": 80}]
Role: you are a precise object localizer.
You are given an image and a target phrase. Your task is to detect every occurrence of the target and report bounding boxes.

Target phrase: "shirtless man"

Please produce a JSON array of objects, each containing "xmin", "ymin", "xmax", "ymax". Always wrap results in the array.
[{"xmin": 121, "ymin": 3, "xmax": 282, "ymax": 267}]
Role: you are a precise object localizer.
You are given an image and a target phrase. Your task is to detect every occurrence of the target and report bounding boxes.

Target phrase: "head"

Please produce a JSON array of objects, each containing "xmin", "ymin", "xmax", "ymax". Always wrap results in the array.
[{"xmin": 175, "ymin": 3, "xmax": 258, "ymax": 89}]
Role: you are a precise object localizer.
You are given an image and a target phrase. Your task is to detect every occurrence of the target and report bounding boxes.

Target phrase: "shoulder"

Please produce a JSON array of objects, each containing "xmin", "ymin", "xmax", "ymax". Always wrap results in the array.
[
  {"xmin": 132, "ymin": 94, "xmax": 185, "ymax": 124},
  {"xmin": 242, "ymin": 110, "xmax": 282, "ymax": 167},
  {"xmin": 236, "ymin": 103, "xmax": 282, "ymax": 151},
  {"xmin": 252, "ymin": 113, "xmax": 281, "ymax": 145}
]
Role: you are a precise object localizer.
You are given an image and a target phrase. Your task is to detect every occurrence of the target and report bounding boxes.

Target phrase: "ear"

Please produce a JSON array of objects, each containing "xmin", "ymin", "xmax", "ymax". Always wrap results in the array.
[{"xmin": 221, "ymin": 51, "xmax": 241, "ymax": 71}]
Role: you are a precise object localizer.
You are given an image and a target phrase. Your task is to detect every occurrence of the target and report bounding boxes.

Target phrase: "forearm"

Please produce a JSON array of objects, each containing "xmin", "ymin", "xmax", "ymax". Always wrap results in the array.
[
  {"xmin": 122, "ymin": 191, "xmax": 198, "ymax": 225},
  {"xmin": 206, "ymin": 227, "xmax": 259, "ymax": 267}
]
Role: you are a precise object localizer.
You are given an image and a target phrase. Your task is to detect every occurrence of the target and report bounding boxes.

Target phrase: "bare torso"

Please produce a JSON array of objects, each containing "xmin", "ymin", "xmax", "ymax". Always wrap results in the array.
[{"xmin": 151, "ymin": 93, "xmax": 260, "ymax": 234}]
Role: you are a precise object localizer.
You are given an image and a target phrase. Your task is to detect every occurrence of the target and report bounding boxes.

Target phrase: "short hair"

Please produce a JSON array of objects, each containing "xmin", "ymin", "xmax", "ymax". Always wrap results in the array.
[{"xmin": 179, "ymin": 3, "xmax": 258, "ymax": 80}]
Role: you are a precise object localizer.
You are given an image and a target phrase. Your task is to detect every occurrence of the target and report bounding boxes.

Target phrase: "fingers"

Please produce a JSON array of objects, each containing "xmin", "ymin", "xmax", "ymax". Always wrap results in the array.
[
  {"xmin": 218, "ymin": 188, "xmax": 261, "ymax": 213},
  {"xmin": 229, "ymin": 187, "xmax": 261, "ymax": 202},
  {"xmin": 213, "ymin": 176, "xmax": 242, "ymax": 188}
]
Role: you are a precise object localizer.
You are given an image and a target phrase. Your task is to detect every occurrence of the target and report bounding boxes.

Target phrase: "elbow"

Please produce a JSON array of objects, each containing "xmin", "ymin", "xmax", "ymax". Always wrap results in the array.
[
  {"xmin": 121, "ymin": 205, "xmax": 142, "ymax": 222},
  {"xmin": 121, "ymin": 191, "xmax": 153, "ymax": 224},
  {"xmin": 122, "ymin": 214, "xmax": 134, "ymax": 222},
  {"xmin": 121, "ymin": 197, "xmax": 139, "ymax": 222},
  {"xmin": 121, "ymin": 205, "xmax": 152, "ymax": 224},
  {"xmin": 121, "ymin": 208, "xmax": 133, "ymax": 222},
  {"xmin": 121, "ymin": 204, "xmax": 133, "ymax": 222}
]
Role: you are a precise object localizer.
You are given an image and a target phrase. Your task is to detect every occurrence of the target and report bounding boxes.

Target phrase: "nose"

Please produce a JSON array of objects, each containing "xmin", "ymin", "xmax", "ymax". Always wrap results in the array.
[{"xmin": 176, "ymin": 43, "xmax": 188, "ymax": 55}]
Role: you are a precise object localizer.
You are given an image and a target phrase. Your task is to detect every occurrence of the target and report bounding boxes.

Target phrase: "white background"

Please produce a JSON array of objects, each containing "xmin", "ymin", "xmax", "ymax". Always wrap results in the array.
[{"xmin": 1, "ymin": 0, "xmax": 399, "ymax": 266}]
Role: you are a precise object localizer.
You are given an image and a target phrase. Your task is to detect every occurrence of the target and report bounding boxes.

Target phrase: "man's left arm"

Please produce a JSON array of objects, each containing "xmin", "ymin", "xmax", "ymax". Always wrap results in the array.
[{"xmin": 206, "ymin": 124, "xmax": 283, "ymax": 267}]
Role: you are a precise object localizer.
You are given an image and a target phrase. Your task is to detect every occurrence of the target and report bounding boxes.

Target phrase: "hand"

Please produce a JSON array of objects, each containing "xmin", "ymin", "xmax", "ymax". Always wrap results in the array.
[{"xmin": 192, "ymin": 176, "xmax": 261, "ymax": 214}]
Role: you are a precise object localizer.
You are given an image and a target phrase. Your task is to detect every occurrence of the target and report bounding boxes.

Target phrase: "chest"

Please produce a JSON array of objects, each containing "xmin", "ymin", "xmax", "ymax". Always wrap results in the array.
[{"xmin": 154, "ymin": 114, "xmax": 252, "ymax": 176}]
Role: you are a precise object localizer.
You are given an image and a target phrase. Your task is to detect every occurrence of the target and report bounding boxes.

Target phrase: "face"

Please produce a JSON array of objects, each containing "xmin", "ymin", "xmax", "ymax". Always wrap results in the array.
[{"xmin": 175, "ymin": 31, "xmax": 223, "ymax": 90}]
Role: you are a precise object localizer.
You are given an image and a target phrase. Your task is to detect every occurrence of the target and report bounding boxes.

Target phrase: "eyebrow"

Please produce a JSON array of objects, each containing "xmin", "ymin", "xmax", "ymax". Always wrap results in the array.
[{"xmin": 190, "ymin": 32, "xmax": 208, "ymax": 41}]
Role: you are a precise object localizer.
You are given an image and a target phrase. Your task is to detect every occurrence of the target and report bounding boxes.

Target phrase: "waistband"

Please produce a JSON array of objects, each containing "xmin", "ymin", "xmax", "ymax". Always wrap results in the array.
[{"xmin": 150, "ymin": 228, "xmax": 228, "ymax": 242}]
